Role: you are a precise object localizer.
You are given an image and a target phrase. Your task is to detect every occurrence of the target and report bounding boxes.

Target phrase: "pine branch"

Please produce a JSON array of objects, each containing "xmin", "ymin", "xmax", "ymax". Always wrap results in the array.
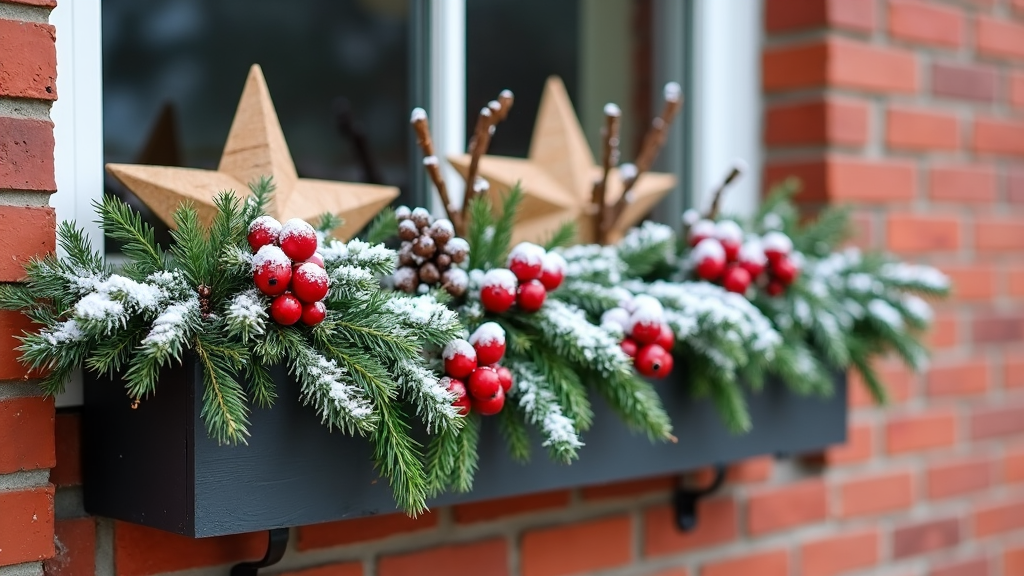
[
  {"xmin": 498, "ymin": 401, "xmax": 532, "ymax": 463},
  {"xmin": 194, "ymin": 333, "xmax": 251, "ymax": 445},
  {"xmin": 364, "ymin": 207, "xmax": 398, "ymax": 245},
  {"xmin": 542, "ymin": 221, "xmax": 577, "ymax": 251},
  {"xmin": 466, "ymin": 193, "xmax": 496, "ymax": 271},
  {"xmin": 97, "ymin": 195, "xmax": 165, "ymax": 278},
  {"xmin": 426, "ymin": 415, "xmax": 480, "ymax": 495}
]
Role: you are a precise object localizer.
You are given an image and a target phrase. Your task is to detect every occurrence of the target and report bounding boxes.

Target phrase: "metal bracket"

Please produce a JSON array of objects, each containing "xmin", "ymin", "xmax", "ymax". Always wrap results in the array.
[
  {"xmin": 673, "ymin": 464, "xmax": 727, "ymax": 532},
  {"xmin": 231, "ymin": 528, "xmax": 289, "ymax": 576}
]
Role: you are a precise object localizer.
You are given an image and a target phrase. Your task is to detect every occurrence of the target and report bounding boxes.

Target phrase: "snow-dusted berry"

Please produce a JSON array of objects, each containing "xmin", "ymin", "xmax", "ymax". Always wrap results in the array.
[
  {"xmin": 765, "ymin": 279, "xmax": 785, "ymax": 297},
  {"xmin": 291, "ymin": 262, "xmax": 330, "ymax": 303},
  {"xmin": 300, "ymin": 301, "xmax": 327, "ymax": 326},
  {"xmin": 507, "ymin": 242, "xmax": 546, "ymax": 282},
  {"xmin": 715, "ymin": 220, "xmax": 743, "ymax": 262},
  {"xmin": 601, "ymin": 307, "xmax": 631, "ymax": 331},
  {"xmin": 655, "ymin": 324, "xmax": 675, "ymax": 352},
  {"xmin": 441, "ymin": 268, "xmax": 469, "ymax": 298},
  {"xmin": 495, "ymin": 365, "xmax": 513, "ymax": 393},
  {"xmin": 762, "ymin": 231, "xmax": 793, "ymax": 265},
  {"xmin": 398, "ymin": 219, "xmax": 419, "ymax": 241},
  {"xmin": 472, "ymin": 384, "xmax": 505, "ymax": 416},
  {"xmin": 772, "ymin": 255, "xmax": 800, "ymax": 285},
  {"xmin": 635, "ymin": 344, "xmax": 672, "ymax": 378},
  {"xmin": 444, "ymin": 238, "xmax": 470, "ymax": 264},
  {"xmin": 253, "ymin": 245, "xmax": 293, "ymax": 297},
  {"xmin": 444, "ymin": 377, "xmax": 471, "ymax": 416},
  {"xmin": 692, "ymin": 238, "xmax": 726, "ymax": 282},
  {"xmin": 411, "ymin": 207, "xmax": 431, "ymax": 229},
  {"xmin": 395, "ymin": 205, "xmax": 412, "ymax": 220},
  {"xmin": 470, "ymin": 322, "xmax": 506, "ymax": 366},
  {"xmin": 443, "ymin": 339, "xmax": 477, "ymax": 379},
  {"xmin": 621, "ymin": 338, "xmax": 639, "ymax": 358},
  {"xmin": 303, "ymin": 253, "xmax": 325, "ymax": 269},
  {"xmin": 722, "ymin": 265, "xmax": 752, "ymax": 295},
  {"xmin": 738, "ymin": 240, "xmax": 766, "ymax": 279},
  {"xmin": 516, "ymin": 279, "xmax": 547, "ymax": 313},
  {"xmin": 539, "ymin": 251, "xmax": 567, "ymax": 291},
  {"xmin": 430, "ymin": 219, "xmax": 454, "ymax": 244},
  {"xmin": 689, "ymin": 219, "xmax": 717, "ymax": 247},
  {"xmin": 480, "ymin": 269, "xmax": 518, "ymax": 313},
  {"xmin": 279, "ymin": 218, "xmax": 318, "ymax": 261},
  {"xmin": 467, "ymin": 366, "xmax": 501, "ymax": 400},
  {"xmin": 247, "ymin": 216, "xmax": 282, "ymax": 252},
  {"xmin": 270, "ymin": 293, "xmax": 303, "ymax": 326}
]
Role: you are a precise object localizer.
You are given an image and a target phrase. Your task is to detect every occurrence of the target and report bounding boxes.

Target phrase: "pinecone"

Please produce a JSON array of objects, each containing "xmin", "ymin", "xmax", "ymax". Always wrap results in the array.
[{"xmin": 393, "ymin": 206, "xmax": 470, "ymax": 297}]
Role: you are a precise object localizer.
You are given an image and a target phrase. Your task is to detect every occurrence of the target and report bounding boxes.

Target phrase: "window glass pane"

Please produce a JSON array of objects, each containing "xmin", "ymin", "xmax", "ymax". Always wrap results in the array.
[{"xmin": 102, "ymin": 0, "xmax": 411, "ymax": 246}]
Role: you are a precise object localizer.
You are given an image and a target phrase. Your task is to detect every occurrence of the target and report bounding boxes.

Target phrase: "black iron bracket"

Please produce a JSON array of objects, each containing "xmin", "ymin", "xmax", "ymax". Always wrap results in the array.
[
  {"xmin": 673, "ymin": 464, "xmax": 727, "ymax": 532},
  {"xmin": 231, "ymin": 528, "xmax": 289, "ymax": 576}
]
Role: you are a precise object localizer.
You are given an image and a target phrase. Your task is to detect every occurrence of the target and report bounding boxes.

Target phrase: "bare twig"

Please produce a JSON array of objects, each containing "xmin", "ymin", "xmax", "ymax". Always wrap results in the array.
[
  {"xmin": 410, "ymin": 108, "xmax": 462, "ymax": 233},
  {"xmin": 465, "ymin": 91, "xmax": 515, "ymax": 199},
  {"xmin": 705, "ymin": 162, "xmax": 745, "ymax": 220},
  {"xmin": 592, "ymin": 103, "xmax": 621, "ymax": 233}
]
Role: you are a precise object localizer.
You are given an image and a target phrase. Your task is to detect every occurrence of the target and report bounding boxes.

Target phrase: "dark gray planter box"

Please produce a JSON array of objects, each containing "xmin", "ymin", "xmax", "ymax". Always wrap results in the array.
[{"xmin": 83, "ymin": 360, "xmax": 847, "ymax": 537}]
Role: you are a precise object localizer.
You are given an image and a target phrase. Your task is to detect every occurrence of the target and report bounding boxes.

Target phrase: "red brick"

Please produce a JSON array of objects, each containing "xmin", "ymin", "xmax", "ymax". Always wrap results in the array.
[
  {"xmin": 747, "ymin": 479, "xmax": 827, "ymax": 535},
  {"xmin": 297, "ymin": 512, "xmax": 437, "ymax": 551},
  {"xmin": 928, "ymin": 164, "xmax": 997, "ymax": 202},
  {"xmin": 1006, "ymin": 445, "xmax": 1024, "ymax": 483},
  {"xmin": 889, "ymin": 1, "xmax": 964, "ymax": 47},
  {"xmin": 926, "ymin": 357, "xmax": 991, "ymax": 396},
  {"xmin": 928, "ymin": 312, "xmax": 959, "ymax": 349},
  {"xmin": 0, "ymin": 396, "xmax": 54, "ymax": 474},
  {"xmin": 973, "ymin": 117, "xmax": 1024, "ymax": 157},
  {"xmin": 454, "ymin": 490, "xmax": 570, "ymax": 524},
  {"xmin": 0, "ymin": 486, "xmax": 54, "ymax": 566},
  {"xmin": 765, "ymin": 156, "xmax": 916, "ymax": 203},
  {"xmin": 764, "ymin": 98, "xmax": 869, "ymax": 147},
  {"xmin": 1011, "ymin": 73, "xmax": 1024, "ymax": 108},
  {"xmin": 378, "ymin": 539, "xmax": 507, "ymax": 576},
  {"xmin": 0, "ymin": 309, "xmax": 39, "ymax": 381},
  {"xmin": 113, "ymin": 522, "xmax": 264, "ymax": 576},
  {"xmin": 972, "ymin": 405, "xmax": 1024, "ymax": 440},
  {"xmin": 521, "ymin": 516, "xmax": 631, "ymax": 576},
  {"xmin": 1007, "ymin": 168, "xmax": 1024, "ymax": 204},
  {"xmin": 977, "ymin": 16, "xmax": 1024, "ymax": 60},
  {"xmin": 0, "ymin": 117, "xmax": 56, "ymax": 192},
  {"xmin": 892, "ymin": 518, "xmax": 960, "ymax": 558},
  {"xmin": 822, "ymin": 421, "xmax": 873, "ymax": 465},
  {"xmin": 850, "ymin": 361, "xmax": 916, "ymax": 408},
  {"xmin": 763, "ymin": 38, "xmax": 917, "ymax": 93},
  {"xmin": 0, "ymin": 19, "xmax": 56, "ymax": 100},
  {"xmin": 702, "ymin": 550, "xmax": 789, "ymax": 576},
  {"xmin": 886, "ymin": 213, "xmax": 960, "ymax": 253},
  {"xmin": 728, "ymin": 456, "xmax": 773, "ymax": 483},
  {"xmin": 765, "ymin": 0, "xmax": 875, "ymax": 33},
  {"xmin": 886, "ymin": 410, "xmax": 957, "ymax": 454},
  {"xmin": 939, "ymin": 264, "xmax": 996, "ymax": 300},
  {"xmin": 927, "ymin": 458, "xmax": 993, "ymax": 499},
  {"xmin": 975, "ymin": 218, "xmax": 1024, "ymax": 251},
  {"xmin": 4, "ymin": 0, "xmax": 57, "ymax": 6},
  {"xmin": 972, "ymin": 313, "xmax": 1024, "ymax": 344},
  {"xmin": 932, "ymin": 62, "xmax": 998, "ymax": 102},
  {"xmin": 799, "ymin": 529, "xmax": 878, "ymax": 576},
  {"xmin": 929, "ymin": 557, "xmax": 989, "ymax": 576},
  {"xmin": 582, "ymin": 475, "xmax": 674, "ymax": 501},
  {"xmin": 887, "ymin": 107, "xmax": 960, "ymax": 150},
  {"xmin": 0, "ymin": 206, "xmax": 55, "ymax": 281},
  {"xmin": 51, "ymin": 412, "xmax": 81, "ymax": 487},
  {"xmin": 974, "ymin": 499, "xmax": 1024, "ymax": 536},
  {"xmin": 44, "ymin": 518, "xmax": 96, "ymax": 576},
  {"xmin": 644, "ymin": 498, "xmax": 737, "ymax": 557},
  {"xmin": 839, "ymin": 470, "xmax": 914, "ymax": 518},
  {"xmin": 1006, "ymin": 546, "xmax": 1024, "ymax": 576},
  {"xmin": 279, "ymin": 564, "xmax": 363, "ymax": 576},
  {"xmin": 1010, "ymin": 270, "xmax": 1024, "ymax": 299},
  {"xmin": 650, "ymin": 570, "xmax": 689, "ymax": 576},
  {"xmin": 1007, "ymin": 355, "xmax": 1024, "ymax": 388}
]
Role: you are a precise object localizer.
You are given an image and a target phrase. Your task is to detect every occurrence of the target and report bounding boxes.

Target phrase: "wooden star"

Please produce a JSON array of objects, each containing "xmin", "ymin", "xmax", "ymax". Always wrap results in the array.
[
  {"xmin": 448, "ymin": 76, "xmax": 676, "ymax": 245},
  {"xmin": 106, "ymin": 65, "xmax": 399, "ymax": 240}
]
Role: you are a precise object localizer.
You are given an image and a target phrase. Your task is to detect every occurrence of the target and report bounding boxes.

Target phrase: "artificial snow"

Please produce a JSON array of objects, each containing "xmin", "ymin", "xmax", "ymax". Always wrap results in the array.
[
  {"xmin": 600, "ymin": 307, "xmax": 631, "ymax": 331},
  {"xmin": 541, "ymin": 252, "xmax": 567, "ymax": 275},
  {"xmin": 739, "ymin": 240, "xmax": 767, "ymax": 265},
  {"xmin": 509, "ymin": 361, "xmax": 583, "ymax": 451},
  {"xmin": 423, "ymin": 155, "xmax": 439, "ymax": 166},
  {"xmin": 604, "ymin": 103, "xmax": 621, "ymax": 117},
  {"xmin": 42, "ymin": 319, "xmax": 83, "ymax": 346},
  {"xmin": 431, "ymin": 219, "xmax": 455, "ymax": 235},
  {"xmin": 508, "ymin": 242, "xmax": 546, "ymax": 268},
  {"xmin": 681, "ymin": 209, "xmax": 701, "ymax": 227},
  {"xmin": 868, "ymin": 299, "xmax": 904, "ymax": 329},
  {"xmin": 473, "ymin": 177, "xmax": 490, "ymax": 193},
  {"xmin": 141, "ymin": 298, "xmax": 199, "ymax": 352},
  {"xmin": 470, "ymin": 322, "xmax": 505, "ymax": 346},
  {"xmin": 691, "ymin": 238, "xmax": 726, "ymax": 262},
  {"xmin": 252, "ymin": 245, "xmax": 291, "ymax": 270},
  {"xmin": 226, "ymin": 290, "xmax": 267, "ymax": 335},
  {"xmin": 482, "ymin": 268, "xmax": 518, "ymax": 292},
  {"xmin": 619, "ymin": 163, "xmax": 638, "ymax": 182},
  {"xmin": 664, "ymin": 81, "xmax": 682, "ymax": 102},
  {"xmin": 689, "ymin": 219, "xmax": 717, "ymax": 240},
  {"xmin": 280, "ymin": 218, "xmax": 316, "ymax": 244},
  {"xmin": 410, "ymin": 108, "xmax": 427, "ymax": 123},
  {"xmin": 395, "ymin": 359, "xmax": 458, "ymax": 432},
  {"xmin": 715, "ymin": 220, "xmax": 743, "ymax": 243},
  {"xmin": 248, "ymin": 215, "xmax": 282, "ymax": 237},
  {"xmin": 443, "ymin": 268, "xmax": 469, "ymax": 291},
  {"xmin": 442, "ymin": 338, "xmax": 476, "ymax": 361},
  {"xmin": 761, "ymin": 231, "xmax": 793, "ymax": 254}
]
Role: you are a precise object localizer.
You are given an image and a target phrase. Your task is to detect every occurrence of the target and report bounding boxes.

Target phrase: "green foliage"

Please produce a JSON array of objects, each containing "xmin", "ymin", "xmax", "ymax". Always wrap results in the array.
[
  {"xmin": 542, "ymin": 220, "xmax": 577, "ymax": 251},
  {"xmin": 364, "ymin": 207, "xmax": 398, "ymax": 245},
  {"xmin": 466, "ymin": 184, "xmax": 524, "ymax": 270}
]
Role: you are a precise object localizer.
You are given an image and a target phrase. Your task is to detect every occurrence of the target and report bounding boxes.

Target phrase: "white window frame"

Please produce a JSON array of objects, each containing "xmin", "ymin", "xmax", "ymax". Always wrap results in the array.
[{"xmin": 50, "ymin": 0, "xmax": 762, "ymax": 407}]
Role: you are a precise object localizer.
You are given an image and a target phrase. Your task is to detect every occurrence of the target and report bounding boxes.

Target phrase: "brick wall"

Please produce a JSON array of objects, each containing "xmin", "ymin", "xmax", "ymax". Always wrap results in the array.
[
  {"xmin": 7, "ymin": 0, "xmax": 1024, "ymax": 574},
  {"xmin": 0, "ymin": 0, "xmax": 58, "ymax": 574}
]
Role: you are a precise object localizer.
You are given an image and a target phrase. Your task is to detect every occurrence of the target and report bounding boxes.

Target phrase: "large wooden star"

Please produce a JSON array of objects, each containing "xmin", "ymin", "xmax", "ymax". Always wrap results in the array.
[
  {"xmin": 106, "ymin": 65, "xmax": 399, "ymax": 240},
  {"xmin": 448, "ymin": 76, "xmax": 676, "ymax": 245}
]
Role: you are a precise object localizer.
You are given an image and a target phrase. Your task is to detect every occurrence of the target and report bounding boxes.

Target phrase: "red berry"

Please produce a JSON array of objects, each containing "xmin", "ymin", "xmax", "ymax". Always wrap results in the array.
[
  {"xmin": 765, "ymin": 280, "xmax": 785, "ymax": 297},
  {"xmin": 443, "ymin": 377, "xmax": 471, "ymax": 416},
  {"xmin": 772, "ymin": 256, "xmax": 800, "ymax": 285},
  {"xmin": 304, "ymin": 253, "xmax": 325, "ymax": 268},
  {"xmin": 630, "ymin": 319, "xmax": 662, "ymax": 345},
  {"xmin": 443, "ymin": 339, "xmax": 477, "ymax": 379},
  {"xmin": 495, "ymin": 365, "xmax": 513, "ymax": 393},
  {"xmin": 621, "ymin": 338, "xmax": 639, "ymax": 358},
  {"xmin": 247, "ymin": 216, "xmax": 281, "ymax": 252},
  {"xmin": 738, "ymin": 241, "xmax": 766, "ymax": 279},
  {"xmin": 715, "ymin": 221, "xmax": 743, "ymax": 262},
  {"xmin": 506, "ymin": 242, "xmax": 545, "ymax": 282},
  {"xmin": 539, "ymin": 252, "xmax": 566, "ymax": 291},
  {"xmin": 655, "ymin": 324, "xmax": 675, "ymax": 352},
  {"xmin": 270, "ymin": 293, "xmax": 303, "ymax": 325},
  {"xmin": 472, "ymin": 385, "xmax": 505, "ymax": 416},
  {"xmin": 469, "ymin": 322, "xmax": 506, "ymax": 366},
  {"xmin": 762, "ymin": 231, "xmax": 792, "ymax": 266},
  {"xmin": 291, "ymin": 262, "xmax": 330, "ymax": 303},
  {"xmin": 696, "ymin": 257, "xmax": 725, "ymax": 282},
  {"xmin": 693, "ymin": 238, "xmax": 727, "ymax": 282},
  {"xmin": 480, "ymin": 269, "xmax": 517, "ymax": 313},
  {"xmin": 635, "ymin": 344, "xmax": 672, "ymax": 378},
  {"xmin": 279, "ymin": 218, "xmax": 318, "ymax": 261},
  {"xmin": 688, "ymin": 219, "xmax": 716, "ymax": 247},
  {"xmin": 467, "ymin": 366, "xmax": 501, "ymax": 400},
  {"xmin": 516, "ymin": 279, "xmax": 547, "ymax": 312},
  {"xmin": 253, "ymin": 245, "xmax": 293, "ymax": 296},
  {"xmin": 722, "ymin": 265, "xmax": 752, "ymax": 294},
  {"xmin": 300, "ymin": 301, "xmax": 327, "ymax": 326}
]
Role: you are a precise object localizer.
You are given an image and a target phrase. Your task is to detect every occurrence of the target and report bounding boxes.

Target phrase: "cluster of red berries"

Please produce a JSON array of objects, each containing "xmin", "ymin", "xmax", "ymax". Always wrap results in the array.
[
  {"xmin": 248, "ymin": 216, "xmax": 330, "ymax": 326},
  {"xmin": 688, "ymin": 220, "xmax": 800, "ymax": 297},
  {"xmin": 479, "ymin": 242, "xmax": 566, "ymax": 314},
  {"xmin": 601, "ymin": 295, "xmax": 675, "ymax": 379},
  {"xmin": 441, "ymin": 323, "xmax": 513, "ymax": 416}
]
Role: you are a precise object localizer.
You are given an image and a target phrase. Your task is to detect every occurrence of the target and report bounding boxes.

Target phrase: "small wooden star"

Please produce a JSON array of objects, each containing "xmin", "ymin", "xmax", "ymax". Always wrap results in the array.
[
  {"xmin": 106, "ymin": 65, "xmax": 399, "ymax": 240},
  {"xmin": 448, "ymin": 76, "xmax": 676, "ymax": 245}
]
